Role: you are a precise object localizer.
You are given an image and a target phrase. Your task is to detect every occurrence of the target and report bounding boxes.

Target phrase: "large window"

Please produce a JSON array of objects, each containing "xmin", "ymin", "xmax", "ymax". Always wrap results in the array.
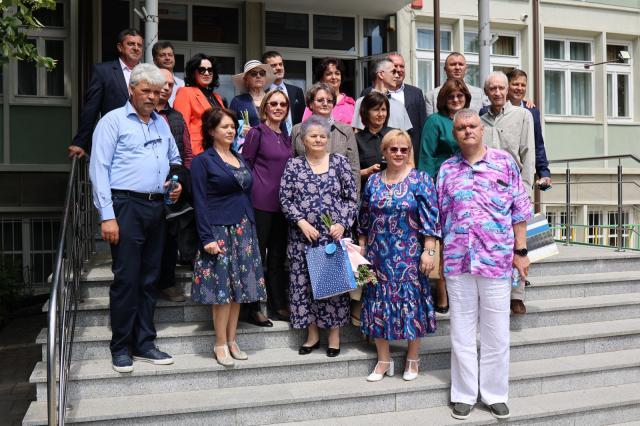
[
  {"xmin": 265, "ymin": 11, "xmax": 309, "ymax": 48},
  {"xmin": 544, "ymin": 37, "xmax": 594, "ymax": 117},
  {"xmin": 462, "ymin": 31, "xmax": 520, "ymax": 88},
  {"xmin": 415, "ymin": 27, "xmax": 452, "ymax": 93},
  {"xmin": 606, "ymin": 43, "xmax": 633, "ymax": 119}
]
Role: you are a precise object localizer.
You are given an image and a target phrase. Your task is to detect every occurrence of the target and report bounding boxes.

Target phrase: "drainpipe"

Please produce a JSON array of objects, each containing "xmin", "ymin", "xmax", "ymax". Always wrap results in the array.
[
  {"xmin": 434, "ymin": 0, "xmax": 440, "ymax": 86},
  {"xmin": 478, "ymin": 0, "xmax": 491, "ymax": 87},
  {"xmin": 533, "ymin": 0, "xmax": 542, "ymax": 212}
]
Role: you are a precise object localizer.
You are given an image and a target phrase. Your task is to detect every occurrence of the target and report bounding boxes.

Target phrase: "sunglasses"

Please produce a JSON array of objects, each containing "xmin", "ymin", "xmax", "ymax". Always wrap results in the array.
[
  {"xmin": 197, "ymin": 67, "xmax": 214, "ymax": 75},
  {"xmin": 248, "ymin": 70, "xmax": 267, "ymax": 77},
  {"xmin": 268, "ymin": 101, "xmax": 288, "ymax": 108},
  {"xmin": 388, "ymin": 147, "xmax": 409, "ymax": 154}
]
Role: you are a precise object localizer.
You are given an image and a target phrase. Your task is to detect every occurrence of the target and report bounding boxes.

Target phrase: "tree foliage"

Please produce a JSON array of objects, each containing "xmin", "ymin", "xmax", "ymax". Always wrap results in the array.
[{"xmin": 0, "ymin": 0, "xmax": 57, "ymax": 70}]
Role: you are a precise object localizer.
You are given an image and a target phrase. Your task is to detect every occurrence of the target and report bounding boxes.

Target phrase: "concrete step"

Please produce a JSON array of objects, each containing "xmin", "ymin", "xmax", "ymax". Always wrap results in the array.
[
  {"xmin": 22, "ymin": 362, "xmax": 640, "ymax": 425},
  {"xmin": 30, "ymin": 335, "xmax": 640, "ymax": 401},
  {"xmin": 524, "ymin": 270, "xmax": 640, "ymax": 301},
  {"xmin": 280, "ymin": 382, "xmax": 640, "ymax": 426},
  {"xmin": 528, "ymin": 245, "xmax": 640, "ymax": 277}
]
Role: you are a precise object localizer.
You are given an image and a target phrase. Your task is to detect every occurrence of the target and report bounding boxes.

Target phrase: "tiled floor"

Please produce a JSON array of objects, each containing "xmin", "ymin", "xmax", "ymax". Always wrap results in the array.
[{"xmin": 0, "ymin": 305, "xmax": 46, "ymax": 425}]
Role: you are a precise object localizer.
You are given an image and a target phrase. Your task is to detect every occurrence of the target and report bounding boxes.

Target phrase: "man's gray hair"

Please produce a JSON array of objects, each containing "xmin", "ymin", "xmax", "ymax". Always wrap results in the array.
[
  {"xmin": 452, "ymin": 108, "xmax": 480, "ymax": 125},
  {"xmin": 300, "ymin": 115, "xmax": 331, "ymax": 140},
  {"xmin": 483, "ymin": 71, "xmax": 508, "ymax": 91},
  {"xmin": 373, "ymin": 57, "xmax": 394, "ymax": 75},
  {"xmin": 129, "ymin": 63, "xmax": 165, "ymax": 87}
]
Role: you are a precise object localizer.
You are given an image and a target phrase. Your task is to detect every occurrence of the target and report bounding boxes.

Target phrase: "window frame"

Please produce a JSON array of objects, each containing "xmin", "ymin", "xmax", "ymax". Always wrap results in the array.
[
  {"xmin": 414, "ymin": 24, "xmax": 453, "ymax": 93},
  {"xmin": 543, "ymin": 35, "xmax": 595, "ymax": 118},
  {"xmin": 606, "ymin": 40, "xmax": 633, "ymax": 121},
  {"xmin": 461, "ymin": 29, "xmax": 521, "ymax": 89}
]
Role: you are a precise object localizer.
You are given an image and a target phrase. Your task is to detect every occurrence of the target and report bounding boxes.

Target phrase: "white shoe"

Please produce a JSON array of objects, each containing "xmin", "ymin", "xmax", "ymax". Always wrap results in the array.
[
  {"xmin": 228, "ymin": 341, "xmax": 248, "ymax": 360},
  {"xmin": 403, "ymin": 358, "xmax": 419, "ymax": 381},
  {"xmin": 366, "ymin": 361, "xmax": 394, "ymax": 382},
  {"xmin": 214, "ymin": 344, "xmax": 235, "ymax": 367}
]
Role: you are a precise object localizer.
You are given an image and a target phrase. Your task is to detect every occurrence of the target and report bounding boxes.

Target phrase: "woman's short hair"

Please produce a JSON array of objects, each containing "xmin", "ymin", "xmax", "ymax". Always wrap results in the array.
[
  {"xmin": 259, "ymin": 89, "xmax": 290, "ymax": 122},
  {"xmin": 359, "ymin": 91, "xmax": 390, "ymax": 129},
  {"xmin": 201, "ymin": 108, "xmax": 238, "ymax": 150},
  {"xmin": 184, "ymin": 53, "xmax": 220, "ymax": 88},
  {"xmin": 300, "ymin": 115, "xmax": 331, "ymax": 140},
  {"xmin": 436, "ymin": 78, "xmax": 471, "ymax": 114},
  {"xmin": 313, "ymin": 57, "xmax": 346, "ymax": 83},
  {"xmin": 380, "ymin": 129, "xmax": 414, "ymax": 168},
  {"xmin": 305, "ymin": 82, "xmax": 337, "ymax": 108}
]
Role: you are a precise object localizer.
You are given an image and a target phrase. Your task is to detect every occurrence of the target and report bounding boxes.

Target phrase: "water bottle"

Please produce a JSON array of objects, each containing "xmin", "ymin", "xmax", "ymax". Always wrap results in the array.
[
  {"xmin": 511, "ymin": 267, "xmax": 521, "ymax": 288},
  {"xmin": 164, "ymin": 175, "xmax": 178, "ymax": 205}
]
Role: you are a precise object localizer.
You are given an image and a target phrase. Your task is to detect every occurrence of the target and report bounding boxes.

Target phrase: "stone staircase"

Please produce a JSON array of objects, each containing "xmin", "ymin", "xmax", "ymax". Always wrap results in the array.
[{"xmin": 23, "ymin": 245, "xmax": 640, "ymax": 425}]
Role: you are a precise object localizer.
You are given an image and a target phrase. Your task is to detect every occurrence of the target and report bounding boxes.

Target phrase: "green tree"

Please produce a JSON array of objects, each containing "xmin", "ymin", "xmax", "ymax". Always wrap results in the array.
[{"xmin": 0, "ymin": 0, "xmax": 57, "ymax": 70}]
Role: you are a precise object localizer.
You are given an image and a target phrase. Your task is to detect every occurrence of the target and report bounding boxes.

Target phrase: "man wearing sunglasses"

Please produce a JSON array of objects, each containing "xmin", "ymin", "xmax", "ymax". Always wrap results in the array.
[
  {"xmin": 69, "ymin": 28, "xmax": 144, "ymax": 158},
  {"xmin": 262, "ymin": 51, "xmax": 306, "ymax": 135}
]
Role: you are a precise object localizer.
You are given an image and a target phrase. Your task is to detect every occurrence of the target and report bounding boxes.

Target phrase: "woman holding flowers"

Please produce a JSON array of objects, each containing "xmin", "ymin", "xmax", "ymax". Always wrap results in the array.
[
  {"xmin": 279, "ymin": 115, "xmax": 358, "ymax": 358},
  {"xmin": 190, "ymin": 108, "xmax": 266, "ymax": 367},
  {"xmin": 358, "ymin": 130, "xmax": 440, "ymax": 382}
]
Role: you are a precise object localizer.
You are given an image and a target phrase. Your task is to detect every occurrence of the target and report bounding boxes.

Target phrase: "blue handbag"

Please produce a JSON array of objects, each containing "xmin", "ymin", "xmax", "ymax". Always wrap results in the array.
[{"xmin": 306, "ymin": 239, "xmax": 357, "ymax": 300}]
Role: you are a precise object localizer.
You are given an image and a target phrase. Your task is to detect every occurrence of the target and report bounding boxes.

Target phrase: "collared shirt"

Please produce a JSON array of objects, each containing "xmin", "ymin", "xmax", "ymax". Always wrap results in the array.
[
  {"xmin": 118, "ymin": 58, "xmax": 133, "ymax": 87},
  {"xmin": 437, "ymin": 146, "xmax": 532, "ymax": 279},
  {"xmin": 270, "ymin": 81, "xmax": 293, "ymax": 134},
  {"xmin": 481, "ymin": 101, "xmax": 535, "ymax": 192},
  {"xmin": 90, "ymin": 102, "xmax": 181, "ymax": 221},
  {"xmin": 389, "ymin": 83, "xmax": 406, "ymax": 105},
  {"xmin": 168, "ymin": 75, "xmax": 185, "ymax": 107},
  {"xmin": 352, "ymin": 91, "xmax": 412, "ymax": 131}
]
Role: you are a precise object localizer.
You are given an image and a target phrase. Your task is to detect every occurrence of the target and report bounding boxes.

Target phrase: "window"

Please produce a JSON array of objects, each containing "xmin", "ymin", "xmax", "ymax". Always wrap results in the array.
[
  {"xmin": 15, "ymin": 37, "xmax": 67, "ymax": 99},
  {"xmin": 587, "ymin": 210, "xmax": 603, "ymax": 245},
  {"xmin": 607, "ymin": 211, "xmax": 630, "ymax": 247},
  {"xmin": 417, "ymin": 29, "xmax": 451, "ymax": 51},
  {"xmin": 265, "ymin": 12, "xmax": 309, "ymax": 48},
  {"xmin": 606, "ymin": 43, "xmax": 632, "ymax": 119},
  {"xmin": 492, "ymin": 35, "xmax": 516, "ymax": 57},
  {"xmin": 461, "ymin": 30, "xmax": 520, "ymax": 89},
  {"xmin": 158, "ymin": 3, "xmax": 188, "ymax": 41},
  {"xmin": 544, "ymin": 37, "xmax": 594, "ymax": 117},
  {"xmin": 192, "ymin": 6, "xmax": 239, "ymax": 44},
  {"xmin": 464, "ymin": 32, "xmax": 479, "ymax": 54},
  {"xmin": 313, "ymin": 15, "xmax": 355, "ymax": 52},
  {"xmin": 546, "ymin": 209, "xmax": 577, "ymax": 241},
  {"xmin": 362, "ymin": 19, "xmax": 387, "ymax": 56},
  {"xmin": 415, "ymin": 27, "xmax": 452, "ymax": 93}
]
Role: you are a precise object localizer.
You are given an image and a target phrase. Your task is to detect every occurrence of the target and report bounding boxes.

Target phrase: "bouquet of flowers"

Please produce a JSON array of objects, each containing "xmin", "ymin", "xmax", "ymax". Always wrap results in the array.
[{"xmin": 233, "ymin": 109, "xmax": 251, "ymax": 153}]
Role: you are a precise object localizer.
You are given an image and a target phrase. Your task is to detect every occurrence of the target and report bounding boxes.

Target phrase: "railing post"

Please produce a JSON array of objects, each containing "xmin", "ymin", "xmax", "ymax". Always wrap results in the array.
[
  {"xmin": 617, "ymin": 160, "xmax": 625, "ymax": 252},
  {"xmin": 565, "ymin": 163, "xmax": 571, "ymax": 246}
]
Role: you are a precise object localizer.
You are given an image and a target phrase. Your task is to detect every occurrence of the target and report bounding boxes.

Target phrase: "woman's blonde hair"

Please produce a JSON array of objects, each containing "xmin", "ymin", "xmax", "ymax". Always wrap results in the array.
[
  {"xmin": 380, "ymin": 129, "xmax": 414, "ymax": 167},
  {"xmin": 259, "ymin": 89, "xmax": 290, "ymax": 122}
]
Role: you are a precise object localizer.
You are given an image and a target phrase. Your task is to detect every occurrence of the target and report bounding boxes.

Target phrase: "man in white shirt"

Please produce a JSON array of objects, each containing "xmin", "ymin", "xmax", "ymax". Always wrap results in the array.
[{"xmin": 152, "ymin": 41, "xmax": 185, "ymax": 107}]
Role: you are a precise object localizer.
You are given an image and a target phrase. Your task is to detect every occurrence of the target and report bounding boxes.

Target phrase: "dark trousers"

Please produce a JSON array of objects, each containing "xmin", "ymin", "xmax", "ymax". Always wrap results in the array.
[
  {"xmin": 109, "ymin": 194, "xmax": 165, "ymax": 356},
  {"xmin": 158, "ymin": 230, "xmax": 177, "ymax": 290},
  {"xmin": 248, "ymin": 208, "xmax": 289, "ymax": 314}
]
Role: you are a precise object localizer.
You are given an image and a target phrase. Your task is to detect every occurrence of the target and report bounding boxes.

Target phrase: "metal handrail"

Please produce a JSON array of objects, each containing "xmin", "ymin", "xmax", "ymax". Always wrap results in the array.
[
  {"xmin": 544, "ymin": 154, "xmax": 640, "ymax": 252},
  {"xmin": 47, "ymin": 156, "xmax": 94, "ymax": 425}
]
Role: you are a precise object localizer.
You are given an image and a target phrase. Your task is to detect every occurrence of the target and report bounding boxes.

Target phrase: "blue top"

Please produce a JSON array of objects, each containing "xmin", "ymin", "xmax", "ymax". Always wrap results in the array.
[
  {"xmin": 229, "ymin": 93, "xmax": 261, "ymax": 127},
  {"xmin": 190, "ymin": 147, "xmax": 255, "ymax": 246},
  {"xmin": 480, "ymin": 102, "xmax": 550, "ymax": 178},
  {"xmin": 89, "ymin": 101, "xmax": 181, "ymax": 221}
]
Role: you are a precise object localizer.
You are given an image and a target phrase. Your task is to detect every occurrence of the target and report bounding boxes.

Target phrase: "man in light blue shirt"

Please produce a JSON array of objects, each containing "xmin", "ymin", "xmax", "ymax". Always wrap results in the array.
[{"xmin": 90, "ymin": 63, "xmax": 182, "ymax": 373}]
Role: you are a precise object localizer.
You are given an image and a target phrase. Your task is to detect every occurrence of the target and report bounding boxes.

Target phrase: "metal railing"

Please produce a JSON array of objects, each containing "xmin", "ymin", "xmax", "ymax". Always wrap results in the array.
[
  {"xmin": 47, "ymin": 156, "xmax": 95, "ymax": 425},
  {"xmin": 547, "ymin": 154, "xmax": 640, "ymax": 252}
]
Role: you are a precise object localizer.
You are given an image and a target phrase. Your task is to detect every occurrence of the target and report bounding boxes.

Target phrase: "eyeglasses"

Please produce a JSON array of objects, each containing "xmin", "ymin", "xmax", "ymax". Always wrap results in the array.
[
  {"xmin": 197, "ymin": 67, "xmax": 214, "ymax": 75},
  {"xmin": 268, "ymin": 101, "xmax": 288, "ymax": 108},
  {"xmin": 314, "ymin": 97, "xmax": 334, "ymax": 105},
  {"xmin": 388, "ymin": 147, "xmax": 409, "ymax": 154},
  {"xmin": 248, "ymin": 70, "xmax": 267, "ymax": 77},
  {"xmin": 447, "ymin": 93, "xmax": 466, "ymax": 101}
]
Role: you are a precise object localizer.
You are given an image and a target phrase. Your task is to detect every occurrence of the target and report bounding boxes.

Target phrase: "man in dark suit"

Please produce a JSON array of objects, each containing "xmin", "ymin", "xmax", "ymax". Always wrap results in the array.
[
  {"xmin": 361, "ymin": 53, "xmax": 426, "ymax": 163},
  {"xmin": 262, "ymin": 50, "xmax": 306, "ymax": 135},
  {"xmin": 68, "ymin": 29, "xmax": 143, "ymax": 158}
]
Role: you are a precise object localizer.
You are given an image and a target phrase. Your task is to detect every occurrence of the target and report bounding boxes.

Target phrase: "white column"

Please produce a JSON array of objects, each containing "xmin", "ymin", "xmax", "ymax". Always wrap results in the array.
[{"xmin": 144, "ymin": 0, "xmax": 158, "ymax": 64}]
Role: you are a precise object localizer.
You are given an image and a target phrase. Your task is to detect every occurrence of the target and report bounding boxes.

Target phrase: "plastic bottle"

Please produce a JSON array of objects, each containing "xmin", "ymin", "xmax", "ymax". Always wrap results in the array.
[
  {"xmin": 511, "ymin": 267, "xmax": 521, "ymax": 288},
  {"xmin": 164, "ymin": 175, "xmax": 179, "ymax": 205}
]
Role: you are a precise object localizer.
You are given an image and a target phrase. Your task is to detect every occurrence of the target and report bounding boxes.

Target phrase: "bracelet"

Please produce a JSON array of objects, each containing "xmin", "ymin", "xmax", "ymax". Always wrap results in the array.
[{"xmin": 423, "ymin": 248, "xmax": 436, "ymax": 256}]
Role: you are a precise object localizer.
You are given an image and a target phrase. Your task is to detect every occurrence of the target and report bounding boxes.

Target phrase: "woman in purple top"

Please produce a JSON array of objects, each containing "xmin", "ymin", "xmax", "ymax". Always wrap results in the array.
[{"xmin": 242, "ymin": 89, "xmax": 293, "ymax": 324}]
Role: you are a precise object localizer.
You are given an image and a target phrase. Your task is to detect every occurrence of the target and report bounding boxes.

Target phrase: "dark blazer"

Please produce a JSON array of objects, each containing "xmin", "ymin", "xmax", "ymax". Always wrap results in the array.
[
  {"xmin": 361, "ymin": 84, "xmax": 426, "ymax": 163},
  {"xmin": 284, "ymin": 83, "xmax": 306, "ymax": 125},
  {"xmin": 479, "ymin": 104, "xmax": 550, "ymax": 178},
  {"xmin": 72, "ymin": 59, "xmax": 130, "ymax": 151},
  {"xmin": 190, "ymin": 147, "xmax": 255, "ymax": 247}
]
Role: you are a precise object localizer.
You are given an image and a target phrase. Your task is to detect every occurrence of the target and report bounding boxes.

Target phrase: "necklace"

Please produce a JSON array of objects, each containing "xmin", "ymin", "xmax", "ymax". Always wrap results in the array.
[{"xmin": 306, "ymin": 155, "xmax": 327, "ymax": 167}]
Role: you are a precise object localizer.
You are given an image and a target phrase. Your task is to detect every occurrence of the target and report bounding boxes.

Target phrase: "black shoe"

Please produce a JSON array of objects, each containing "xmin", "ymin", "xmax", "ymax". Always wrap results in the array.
[
  {"xmin": 132, "ymin": 347, "xmax": 174, "ymax": 365},
  {"xmin": 435, "ymin": 305, "xmax": 449, "ymax": 314},
  {"xmin": 298, "ymin": 340, "xmax": 320, "ymax": 355},
  {"xmin": 525, "ymin": 279, "xmax": 531, "ymax": 287},
  {"xmin": 326, "ymin": 347, "xmax": 340, "ymax": 357},
  {"xmin": 489, "ymin": 403, "xmax": 510, "ymax": 419},
  {"xmin": 111, "ymin": 354, "xmax": 133, "ymax": 373},
  {"xmin": 451, "ymin": 402, "xmax": 473, "ymax": 420},
  {"xmin": 247, "ymin": 312, "xmax": 273, "ymax": 327},
  {"xmin": 271, "ymin": 312, "xmax": 291, "ymax": 322}
]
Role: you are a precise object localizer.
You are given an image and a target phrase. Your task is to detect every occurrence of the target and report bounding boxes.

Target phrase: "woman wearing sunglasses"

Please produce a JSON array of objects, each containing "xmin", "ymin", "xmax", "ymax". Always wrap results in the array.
[
  {"xmin": 174, "ymin": 53, "xmax": 226, "ymax": 156},
  {"xmin": 230, "ymin": 60, "xmax": 276, "ymax": 133},
  {"xmin": 358, "ymin": 130, "xmax": 440, "ymax": 382},
  {"xmin": 241, "ymin": 90, "xmax": 293, "ymax": 326}
]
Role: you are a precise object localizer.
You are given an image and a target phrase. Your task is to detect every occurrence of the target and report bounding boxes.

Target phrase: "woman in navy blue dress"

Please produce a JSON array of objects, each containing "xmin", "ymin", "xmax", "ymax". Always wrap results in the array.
[{"xmin": 358, "ymin": 130, "xmax": 440, "ymax": 381}]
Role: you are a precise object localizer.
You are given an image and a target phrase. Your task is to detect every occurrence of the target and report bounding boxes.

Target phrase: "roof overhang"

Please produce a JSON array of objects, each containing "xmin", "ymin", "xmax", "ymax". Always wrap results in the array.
[{"xmin": 260, "ymin": 0, "xmax": 411, "ymax": 17}]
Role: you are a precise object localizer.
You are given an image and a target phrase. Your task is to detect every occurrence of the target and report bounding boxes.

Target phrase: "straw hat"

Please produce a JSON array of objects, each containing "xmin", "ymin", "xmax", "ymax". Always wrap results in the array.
[{"xmin": 232, "ymin": 60, "xmax": 276, "ymax": 92}]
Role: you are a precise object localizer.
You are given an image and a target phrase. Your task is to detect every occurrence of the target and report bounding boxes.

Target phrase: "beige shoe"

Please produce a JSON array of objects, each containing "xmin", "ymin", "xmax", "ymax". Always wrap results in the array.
[
  {"xmin": 214, "ymin": 345, "xmax": 235, "ymax": 367},
  {"xmin": 160, "ymin": 286, "xmax": 186, "ymax": 302},
  {"xmin": 403, "ymin": 358, "xmax": 419, "ymax": 381},
  {"xmin": 228, "ymin": 341, "xmax": 248, "ymax": 360}
]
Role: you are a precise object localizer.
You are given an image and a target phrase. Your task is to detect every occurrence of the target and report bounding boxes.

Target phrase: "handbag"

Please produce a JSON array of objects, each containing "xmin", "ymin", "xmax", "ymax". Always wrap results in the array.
[{"xmin": 305, "ymin": 239, "xmax": 357, "ymax": 300}]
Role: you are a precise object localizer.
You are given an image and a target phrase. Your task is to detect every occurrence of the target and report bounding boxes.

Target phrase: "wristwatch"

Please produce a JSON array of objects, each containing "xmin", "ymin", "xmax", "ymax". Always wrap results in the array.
[
  {"xmin": 424, "ymin": 248, "xmax": 436, "ymax": 256},
  {"xmin": 513, "ymin": 247, "xmax": 528, "ymax": 257}
]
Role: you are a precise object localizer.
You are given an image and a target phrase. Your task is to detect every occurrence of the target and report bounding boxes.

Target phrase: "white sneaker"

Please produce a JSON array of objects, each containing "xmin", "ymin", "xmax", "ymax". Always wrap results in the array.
[{"xmin": 366, "ymin": 361, "xmax": 394, "ymax": 382}]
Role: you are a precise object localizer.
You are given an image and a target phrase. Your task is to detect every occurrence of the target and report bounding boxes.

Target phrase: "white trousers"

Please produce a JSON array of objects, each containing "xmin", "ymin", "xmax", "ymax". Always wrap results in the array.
[{"xmin": 446, "ymin": 273, "xmax": 511, "ymax": 405}]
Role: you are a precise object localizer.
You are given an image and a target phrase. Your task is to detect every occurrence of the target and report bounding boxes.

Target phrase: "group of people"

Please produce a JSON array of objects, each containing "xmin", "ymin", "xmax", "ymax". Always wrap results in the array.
[{"xmin": 77, "ymin": 27, "xmax": 553, "ymax": 421}]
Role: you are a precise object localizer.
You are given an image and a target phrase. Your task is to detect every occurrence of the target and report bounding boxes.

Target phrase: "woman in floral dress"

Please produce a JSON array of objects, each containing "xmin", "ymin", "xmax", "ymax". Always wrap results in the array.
[
  {"xmin": 358, "ymin": 130, "xmax": 440, "ymax": 381},
  {"xmin": 279, "ymin": 115, "xmax": 358, "ymax": 357},
  {"xmin": 190, "ymin": 108, "xmax": 266, "ymax": 367}
]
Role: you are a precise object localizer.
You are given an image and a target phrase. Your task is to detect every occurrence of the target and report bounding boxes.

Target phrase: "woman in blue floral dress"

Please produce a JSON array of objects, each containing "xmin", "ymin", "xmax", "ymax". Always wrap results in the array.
[
  {"xmin": 358, "ymin": 129, "xmax": 440, "ymax": 382},
  {"xmin": 190, "ymin": 108, "xmax": 266, "ymax": 367},
  {"xmin": 279, "ymin": 115, "xmax": 358, "ymax": 358}
]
